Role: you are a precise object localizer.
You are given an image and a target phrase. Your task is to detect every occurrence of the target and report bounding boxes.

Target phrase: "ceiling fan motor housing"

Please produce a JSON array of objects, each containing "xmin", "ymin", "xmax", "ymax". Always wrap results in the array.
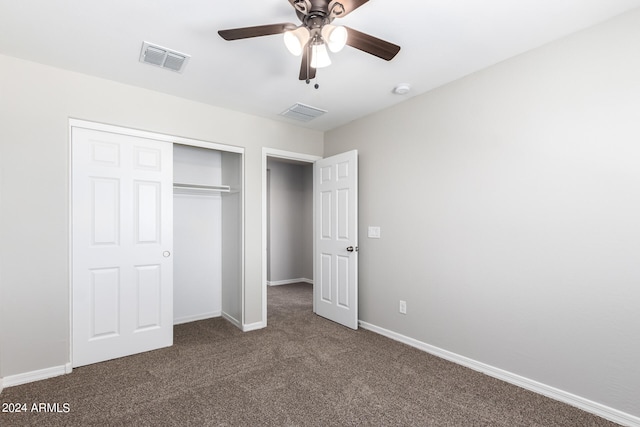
[{"xmin": 295, "ymin": 0, "xmax": 344, "ymax": 26}]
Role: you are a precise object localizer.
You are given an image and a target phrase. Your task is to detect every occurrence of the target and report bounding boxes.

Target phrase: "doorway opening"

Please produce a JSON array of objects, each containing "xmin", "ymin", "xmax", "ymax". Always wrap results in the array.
[{"xmin": 261, "ymin": 149, "xmax": 321, "ymax": 326}]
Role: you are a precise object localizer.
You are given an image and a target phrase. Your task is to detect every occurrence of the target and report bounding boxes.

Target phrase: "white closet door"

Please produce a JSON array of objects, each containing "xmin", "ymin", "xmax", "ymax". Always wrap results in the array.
[{"xmin": 72, "ymin": 127, "xmax": 173, "ymax": 367}]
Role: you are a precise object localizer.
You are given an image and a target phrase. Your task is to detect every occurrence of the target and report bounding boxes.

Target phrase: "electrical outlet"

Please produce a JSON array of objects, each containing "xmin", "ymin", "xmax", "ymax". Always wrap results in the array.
[{"xmin": 399, "ymin": 300, "xmax": 407, "ymax": 315}]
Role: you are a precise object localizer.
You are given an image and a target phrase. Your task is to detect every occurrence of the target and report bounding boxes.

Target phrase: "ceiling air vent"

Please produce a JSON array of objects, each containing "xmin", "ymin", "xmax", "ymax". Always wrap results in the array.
[
  {"xmin": 139, "ymin": 41, "xmax": 190, "ymax": 73},
  {"xmin": 280, "ymin": 103, "xmax": 327, "ymax": 122}
]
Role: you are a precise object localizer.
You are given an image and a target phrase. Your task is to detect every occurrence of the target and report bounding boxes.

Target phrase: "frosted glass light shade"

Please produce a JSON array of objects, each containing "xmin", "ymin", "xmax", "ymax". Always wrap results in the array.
[
  {"xmin": 284, "ymin": 27, "xmax": 310, "ymax": 56},
  {"xmin": 321, "ymin": 25, "xmax": 348, "ymax": 52},
  {"xmin": 311, "ymin": 43, "xmax": 331, "ymax": 68}
]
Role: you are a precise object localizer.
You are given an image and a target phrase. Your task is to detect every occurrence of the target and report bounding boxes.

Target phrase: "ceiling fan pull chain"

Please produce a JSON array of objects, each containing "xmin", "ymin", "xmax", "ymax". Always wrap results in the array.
[{"xmin": 306, "ymin": 43, "xmax": 311, "ymax": 84}]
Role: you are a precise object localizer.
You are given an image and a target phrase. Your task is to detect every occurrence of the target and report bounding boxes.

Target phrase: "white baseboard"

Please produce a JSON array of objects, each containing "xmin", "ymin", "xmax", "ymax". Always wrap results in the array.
[
  {"xmin": 173, "ymin": 311, "xmax": 221, "ymax": 325},
  {"xmin": 359, "ymin": 321, "xmax": 640, "ymax": 427},
  {"xmin": 242, "ymin": 321, "xmax": 266, "ymax": 332},
  {"xmin": 2, "ymin": 363, "xmax": 71, "ymax": 388},
  {"xmin": 267, "ymin": 278, "xmax": 313, "ymax": 286},
  {"xmin": 220, "ymin": 311, "xmax": 265, "ymax": 332},
  {"xmin": 222, "ymin": 311, "xmax": 241, "ymax": 330}
]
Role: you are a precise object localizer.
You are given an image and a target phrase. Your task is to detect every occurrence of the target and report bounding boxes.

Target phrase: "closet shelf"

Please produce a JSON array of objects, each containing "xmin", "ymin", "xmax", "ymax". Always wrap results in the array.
[{"xmin": 173, "ymin": 183, "xmax": 231, "ymax": 193}]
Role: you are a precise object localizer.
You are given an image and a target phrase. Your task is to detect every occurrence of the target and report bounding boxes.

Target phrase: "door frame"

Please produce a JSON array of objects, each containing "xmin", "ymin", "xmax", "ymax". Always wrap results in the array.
[
  {"xmin": 68, "ymin": 118, "xmax": 245, "ymax": 369},
  {"xmin": 261, "ymin": 148, "xmax": 321, "ymax": 327}
]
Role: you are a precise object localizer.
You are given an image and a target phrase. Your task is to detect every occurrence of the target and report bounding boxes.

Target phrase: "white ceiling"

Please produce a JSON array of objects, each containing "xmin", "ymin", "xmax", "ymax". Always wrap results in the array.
[{"xmin": 1, "ymin": 0, "xmax": 639, "ymax": 131}]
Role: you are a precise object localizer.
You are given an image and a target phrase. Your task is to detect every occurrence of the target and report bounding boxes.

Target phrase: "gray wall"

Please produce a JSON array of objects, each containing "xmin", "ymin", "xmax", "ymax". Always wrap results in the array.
[
  {"xmin": 267, "ymin": 159, "xmax": 313, "ymax": 283},
  {"xmin": 325, "ymin": 9, "xmax": 640, "ymax": 419},
  {"xmin": 0, "ymin": 54, "xmax": 323, "ymax": 380}
]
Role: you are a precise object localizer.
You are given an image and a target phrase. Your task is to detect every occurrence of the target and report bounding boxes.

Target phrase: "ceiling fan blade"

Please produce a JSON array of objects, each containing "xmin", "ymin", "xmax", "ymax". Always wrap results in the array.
[
  {"xmin": 344, "ymin": 26, "xmax": 401, "ymax": 61},
  {"xmin": 299, "ymin": 43, "xmax": 316, "ymax": 81},
  {"xmin": 218, "ymin": 23, "xmax": 297, "ymax": 41}
]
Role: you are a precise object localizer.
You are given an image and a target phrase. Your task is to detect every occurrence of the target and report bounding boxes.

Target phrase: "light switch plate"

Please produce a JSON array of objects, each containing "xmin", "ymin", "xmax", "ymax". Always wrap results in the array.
[
  {"xmin": 368, "ymin": 226, "xmax": 381, "ymax": 239},
  {"xmin": 399, "ymin": 300, "xmax": 407, "ymax": 314}
]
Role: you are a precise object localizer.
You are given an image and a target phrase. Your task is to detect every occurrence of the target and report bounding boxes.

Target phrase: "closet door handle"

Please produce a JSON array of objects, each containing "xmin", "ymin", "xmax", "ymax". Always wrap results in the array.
[
  {"xmin": 346, "ymin": 246, "xmax": 358, "ymax": 252},
  {"xmin": 163, "ymin": 251, "xmax": 171, "ymax": 258}
]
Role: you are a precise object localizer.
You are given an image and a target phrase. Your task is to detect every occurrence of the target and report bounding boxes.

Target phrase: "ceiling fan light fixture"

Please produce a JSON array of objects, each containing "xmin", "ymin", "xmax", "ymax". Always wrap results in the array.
[
  {"xmin": 311, "ymin": 43, "xmax": 332, "ymax": 68},
  {"xmin": 284, "ymin": 27, "xmax": 310, "ymax": 56},
  {"xmin": 218, "ymin": 0, "xmax": 401, "ymax": 82},
  {"xmin": 321, "ymin": 25, "xmax": 348, "ymax": 52}
]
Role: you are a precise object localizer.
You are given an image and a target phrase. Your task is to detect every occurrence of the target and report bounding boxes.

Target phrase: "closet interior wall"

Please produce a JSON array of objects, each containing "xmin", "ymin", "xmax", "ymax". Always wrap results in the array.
[
  {"xmin": 220, "ymin": 151, "xmax": 242, "ymax": 326},
  {"xmin": 173, "ymin": 144, "xmax": 223, "ymax": 325}
]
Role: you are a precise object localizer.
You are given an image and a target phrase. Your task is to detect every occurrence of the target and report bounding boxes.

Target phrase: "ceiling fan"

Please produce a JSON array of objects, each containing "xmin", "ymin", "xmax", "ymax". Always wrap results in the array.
[{"xmin": 218, "ymin": 0, "xmax": 401, "ymax": 84}]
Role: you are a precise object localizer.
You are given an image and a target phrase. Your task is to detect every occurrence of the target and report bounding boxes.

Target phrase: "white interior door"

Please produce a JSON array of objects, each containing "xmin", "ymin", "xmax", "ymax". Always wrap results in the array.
[
  {"xmin": 72, "ymin": 127, "xmax": 173, "ymax": 367},
  {"xmin": 314, "ymin": 150, "xmax": 358, "ymax": 329}
]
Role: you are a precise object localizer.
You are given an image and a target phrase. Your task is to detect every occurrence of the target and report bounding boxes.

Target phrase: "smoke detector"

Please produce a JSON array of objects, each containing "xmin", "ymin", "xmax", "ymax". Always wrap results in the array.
[
  {"xmin": 393, "ymin": 83, "xmax": 411, "ymax": 95},
  {"xmin": 139, "ymin": 41, "xmax": 190, "ymax": 73}
]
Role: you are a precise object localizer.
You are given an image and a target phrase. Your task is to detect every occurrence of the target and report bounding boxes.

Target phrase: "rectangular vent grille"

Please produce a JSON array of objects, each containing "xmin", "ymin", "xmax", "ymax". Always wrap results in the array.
[
  {"xmin": 280, "ymin": 103, "xmax": 327, "ymax": 122},
  {"xmin": 139, "ymin": 42, "xmax": 190, "ymax": 73}
]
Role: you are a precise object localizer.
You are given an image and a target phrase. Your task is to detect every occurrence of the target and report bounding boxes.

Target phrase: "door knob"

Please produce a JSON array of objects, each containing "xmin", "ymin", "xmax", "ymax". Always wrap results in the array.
[
  {"xmin": 346, "ymin": 246, "xmax": 358, "ymax": 252},
  {"xmin": 163, "ymin": 251, "xmax": 171, "ymax": 258}
]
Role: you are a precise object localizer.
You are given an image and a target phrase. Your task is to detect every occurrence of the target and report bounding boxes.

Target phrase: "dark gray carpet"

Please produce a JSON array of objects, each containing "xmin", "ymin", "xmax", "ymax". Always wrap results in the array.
[{"xmin": 0, "ymin": 283, "xmax": 619, "ymax": 426}]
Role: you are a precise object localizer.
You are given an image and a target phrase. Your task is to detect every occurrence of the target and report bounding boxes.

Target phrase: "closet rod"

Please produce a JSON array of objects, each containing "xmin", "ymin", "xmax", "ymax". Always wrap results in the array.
[{"xmin": 173, "ymin": 183, "xmax": 231, "ymax": 192}]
